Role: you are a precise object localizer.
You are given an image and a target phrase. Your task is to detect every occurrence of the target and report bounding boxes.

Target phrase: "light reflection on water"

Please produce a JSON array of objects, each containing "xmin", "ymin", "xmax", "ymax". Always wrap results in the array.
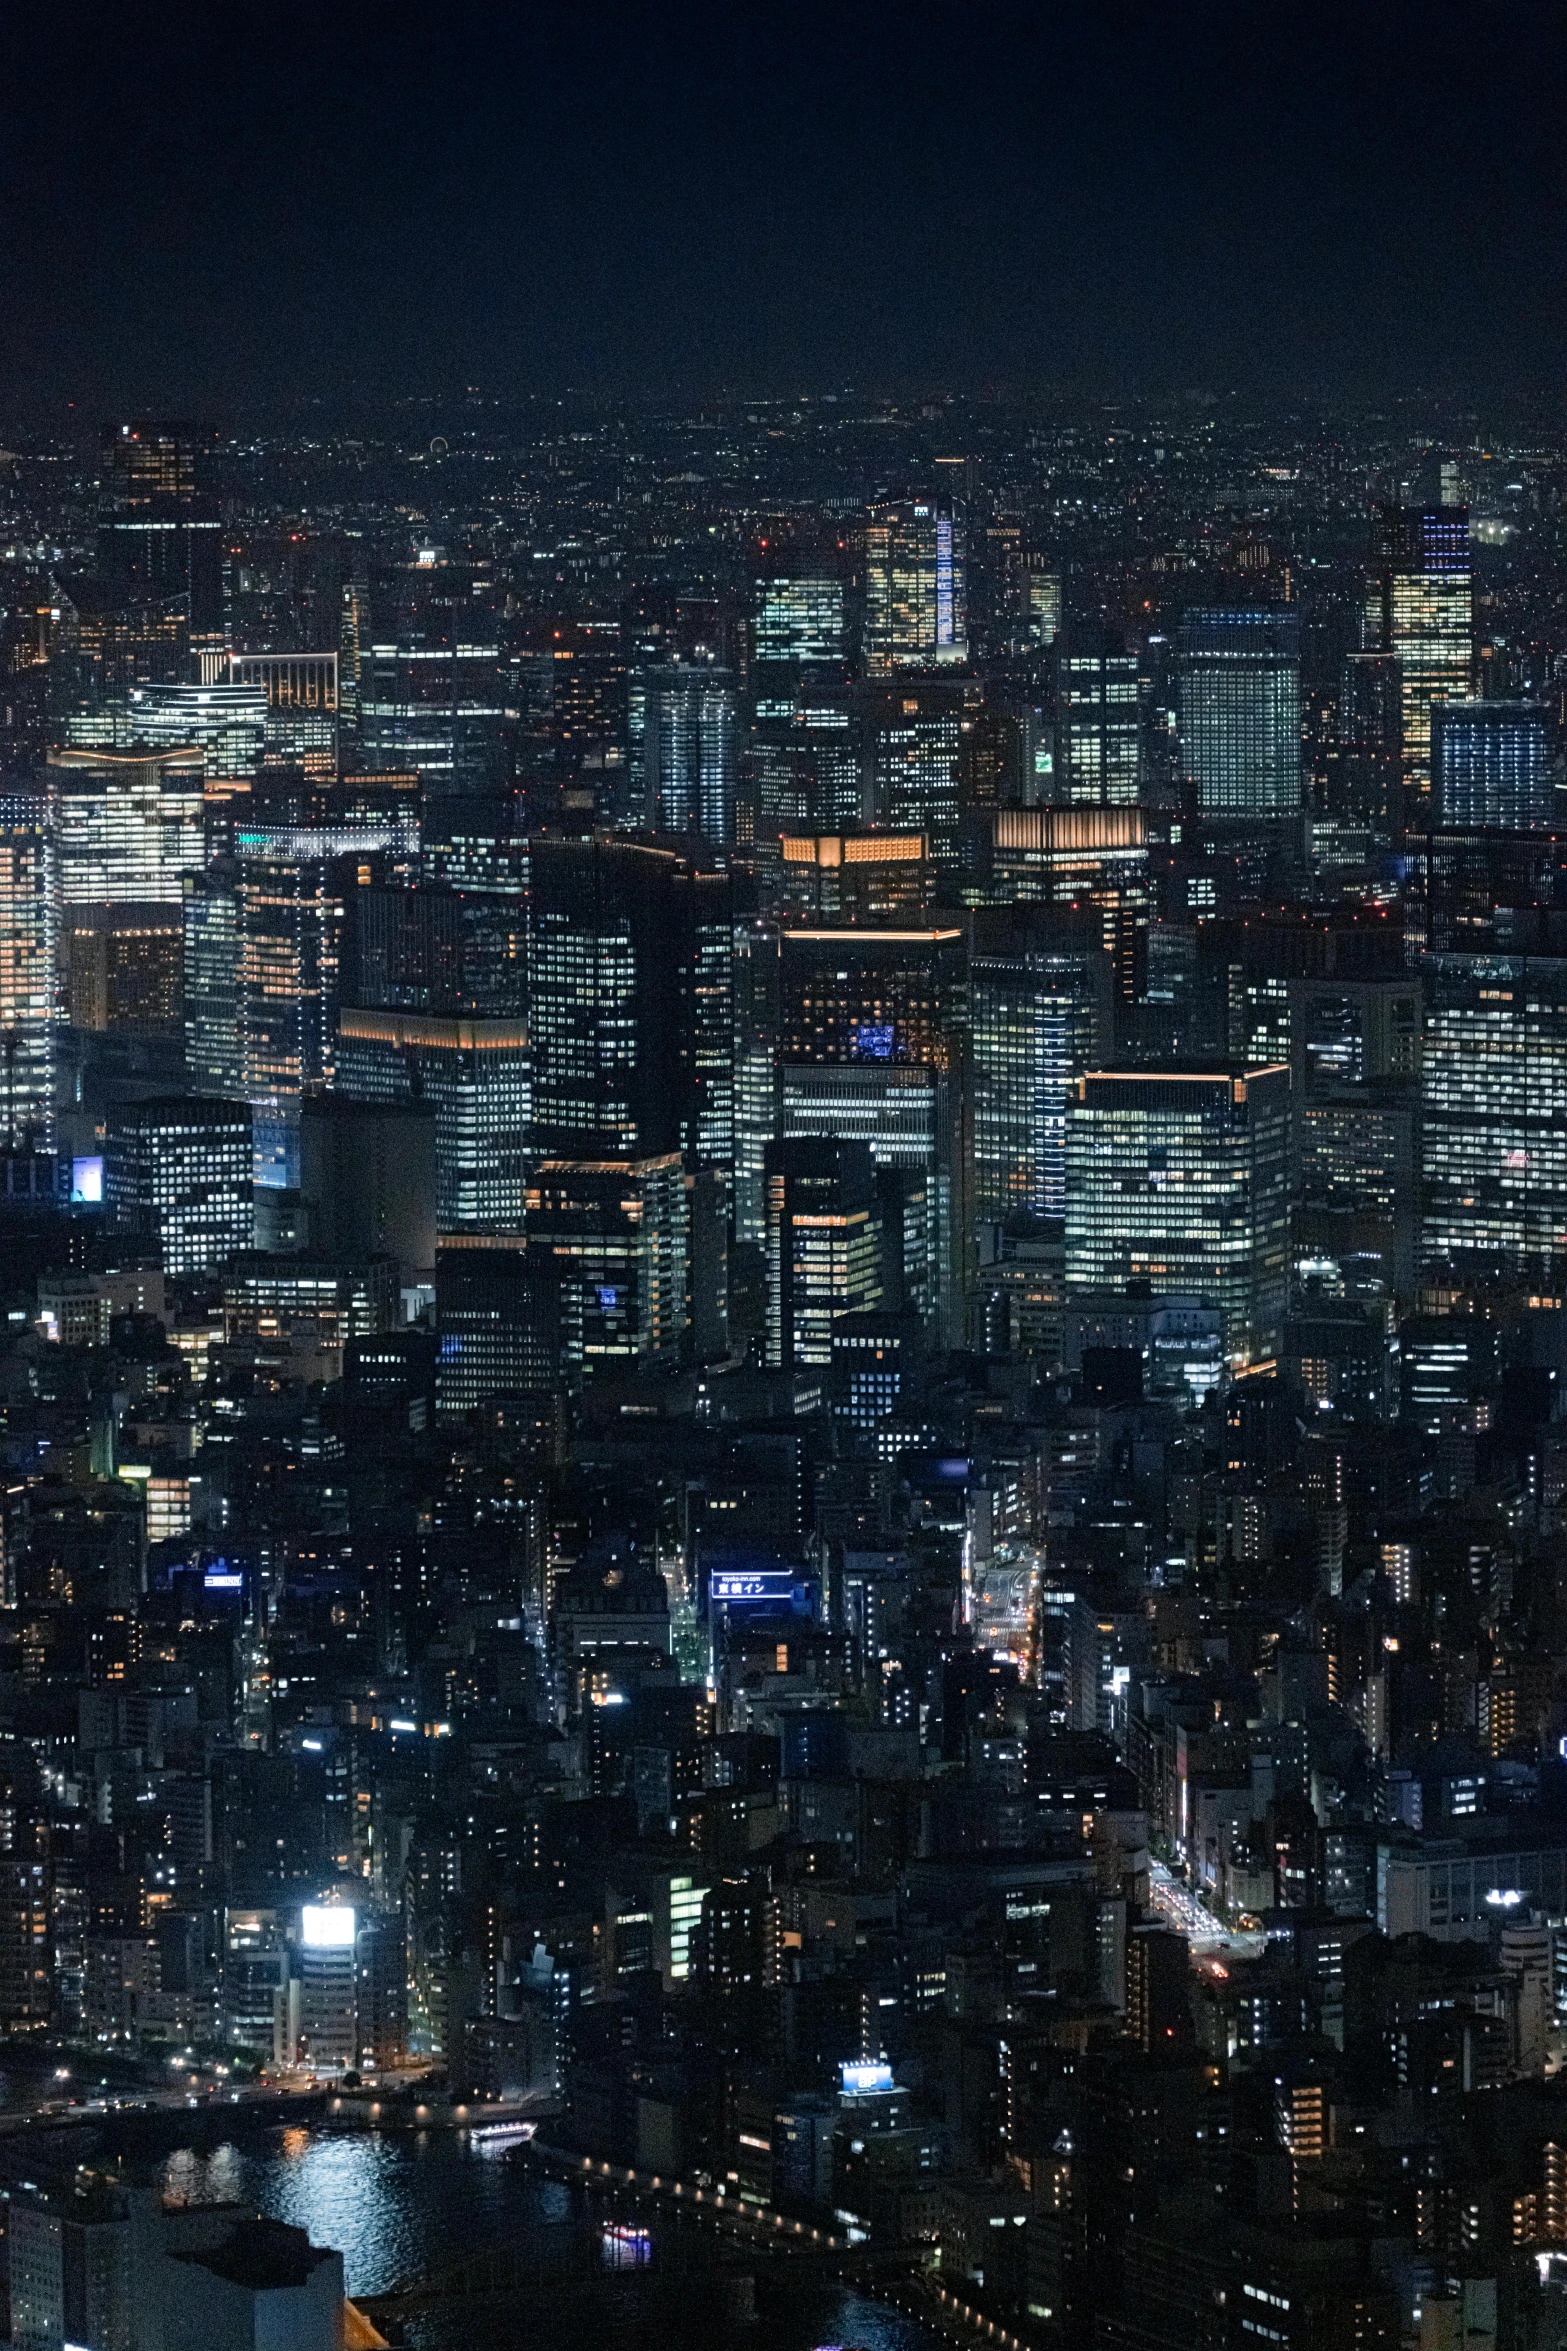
[{"xmin": 155, "ymin": 2129, "xmax": 941, "ymax": 2351}]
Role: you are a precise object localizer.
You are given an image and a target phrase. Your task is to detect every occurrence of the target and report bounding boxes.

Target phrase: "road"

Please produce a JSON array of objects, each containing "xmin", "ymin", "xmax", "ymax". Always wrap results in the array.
[{"xmin": 1149, "ymin": 1859, "xmax": 1265, "ymax": 1961}]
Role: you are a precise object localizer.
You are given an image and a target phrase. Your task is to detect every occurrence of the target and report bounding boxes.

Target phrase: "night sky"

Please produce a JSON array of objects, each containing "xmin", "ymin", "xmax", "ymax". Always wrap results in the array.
[{"xmin": 5, "ymin": 0, "xmax": 1566, "ymax": 418}]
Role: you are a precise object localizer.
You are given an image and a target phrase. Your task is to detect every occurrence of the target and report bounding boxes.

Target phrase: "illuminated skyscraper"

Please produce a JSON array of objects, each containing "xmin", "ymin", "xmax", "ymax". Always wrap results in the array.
[
  {"xmin": 642, "ymin": 664, "xmax": 738, "ymax": 843},
  {"xmin": 103, "ymin": 1097, "xmax": 254, "ymax": 1274},
  {"xmin": 1054, "ymin": 647, "xmax": 1142, "ymax": 805},
  {"xmin": 863, "ymin": 500, "xmax": 967, "ymax": 675},
  {"xmin": 862, "ymin": 676, "xmax": 984, "ymax": 863},
  {"xmin": 526, "ymin": 1154, "xmax": 689, "ymax": 1375},
  {"xmin": 749, "ymin": 555, "xmax": 857, "ymax": 837},
  {"xmin": 0, "ymin": 790, "xmax": 57, "ymax": 1152},
  {"xmin": 183, "ymin": 864, "xmax": 243, "ymax": 1096},
  {"xmin": 1431, "ymin": 701, "xmax": 1553, "ymax": 830},
  {"xmin": 1422, "ymin": 954, "xmax": 1567, "ymax": 1275},
  {"xmin": 1064, "ymin": 1067, "xmax": 1292, "ymax": 1366},
  {"xmin": 48, "ymin": 747, "xmax": 204, "ymax": 905},
  {"xmin": 1335, "ymin": 651, "xmax": 1402, "ymax": 832},
  {"xmin": 764, "ymin": 1136, "xmax": 884, "ymax": 1369},
  {"xmin": 969, "ymin": 908, "xmax": 1110, "ymax": 1221},
  {"xmin": 97, "ymin": 421, "xmax": 225, "ymax": 659},
  {"xmin": 335, "ymin": 1007, "xmax": 529, "ymax": 1233},
  {"xmin": 358, "ymin": 631, "xmax": 510, "ymax": 797},
  {"xmin": 1177, "ymin": 609, "xmax": 1302, "ymax": 817},
  {"xmin": 1374, "ymin": 505, "xmax": 1473, "ymax": 796}
]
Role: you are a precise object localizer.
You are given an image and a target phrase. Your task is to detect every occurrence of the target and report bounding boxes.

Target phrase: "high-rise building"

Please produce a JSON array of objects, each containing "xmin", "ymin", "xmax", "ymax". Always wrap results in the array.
[
  {"xmin": 528, "ymin": 839, "xmax": 732, "ymax": 1169},
  {"xmin": 435, "ymin": 1243, "xmax": 563, "ymax": 1413},
  {"xmin": 777, "ymin": 832, "xmax": 931, "ymax": 926},
  {"xmin": 750, "ymin": 555, "xmax": 856, "ymax": 839},
  {"xmin": 968, "ymin": 907, "xmax": 1110, "ymax": 1221},
  {"xmin": 1431, "ymin": 701, "xmax": 1554, "ymax": 830},
  {"xmin": 97, "ymin": 420, "xmax": 225, "ymax": 659},
  {"xmin": 779, "ymin": 1062, "xmax": 961, "ymax": 1340},
  {"xmin": 1064, "ymin": 1067, "xmax": 1292, "ymax": 1366},
  {"xmin": 777, "ymin": 925, "xmax": 966, "ymax": 1072},
  {"xmin": 62, "ymin": 905, "xmax": 182, "ymax": 1037},
  {"xmin": 1422, "ymin": 953, "xmax": 1567, "ymax": 1276},
  {"xmin": 1374, "ymin": 505, "xmax": 1473, "ymax": 796},
  {"xmin": 1335, "ymin": 651, "xmax": 1402, "ymax": 832},
  {"xmin": 230, "ymin": 652, "xmax": 340, "ymax": 778},
  {"xmin": 862, "ymin": 676, "xmax": 985, "ymax": 861},
  {"xmin": 48, "ymin": 747, "xmax": 205, "ymax": 905},
  {"xmin": 119, "ymin": 680, "xmax": 267, "ymax": 778},
  {"xmin": 298, "ymin": 1097, "xmax": 438, "ymax": 1279},
  {"xmin": 764, "ymin": 1136, "xmax": 884, "ymax": 1369},
  {"xmin": 183, "ymin": 863, "xmax": 244, "ymax": 1096},
  {"xmin": 1054, "ymin": 646, "xmax": 1142, "ymax": 805},
  {"xmin": 642, "ymin": 663, "xmax": 738, "ymax": 842},
  {"xmin": 358, "ymin": 631, "xmax": 510, "ymax": 797},
  {"xmin": 1177, "ymin": 609, "xmax": 1302, "ymax": 818},
  {"xmin": 334, "ymin": 1008, "xmax": 529, "ymax": 1234},
  {"xmin": 863, "ymin": 500, "xmax": 967, "ymax": 674},
  {"xmin": 958, "ymin": 806, "xmax": 1151, "ymax": 1004},
  {"xmin": 0, "ymin": 790, "xmax": 57, "ymax": 1153},
  {"xmin": 103, "ymin": 1097, "xmax": 254, "ymax": 1274},
  {"xmin": 526, "ymin": 1154, "xmax": 689, "ymax": 1375}
]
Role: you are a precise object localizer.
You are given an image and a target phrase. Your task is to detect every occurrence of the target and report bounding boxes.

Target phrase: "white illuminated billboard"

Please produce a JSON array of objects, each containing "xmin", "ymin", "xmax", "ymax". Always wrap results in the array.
[{"xmin": 300, "ymin": 1904, "xmax": 357, "ymax": 1948}]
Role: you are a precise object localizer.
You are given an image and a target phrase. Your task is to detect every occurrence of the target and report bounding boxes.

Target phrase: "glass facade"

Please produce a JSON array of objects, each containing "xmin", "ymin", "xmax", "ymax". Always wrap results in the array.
[
  {"xmin": 1431, "ymin": 700, "xmax": 1553, "ymax": 829},
  {"xmin": 1177, "ymin": 609, "xmax": 1302, "ymax": 817},
  {"xmin": 1064, "ymin": 1067, "xmax": 1292, "ymax": 1365},
  {"xmin": 863, "ymin": 500, "xmax": 968, "ymax": 675},
  {"xmin": 1376, "ymin": 505, "xmax": 1473, "ymax": 790},
  {"xmin": 1422, "ymin": 954, "xmax": 1567, "ymax": 1272}
]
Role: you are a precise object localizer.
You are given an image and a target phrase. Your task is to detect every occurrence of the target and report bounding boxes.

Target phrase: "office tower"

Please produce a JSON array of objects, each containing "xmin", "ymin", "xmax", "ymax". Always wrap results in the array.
[
  {"xmin": 525, "ymin": 617, "xmax": 627, "ymax": 817},
  {"xmin": 118, "ymin": 680, "xmax": 267, "ymax": 778},
  {"xmin": 764, "ymin": 1136, "xmax": 884, "ymax": 1369},
  {"xmin": 103, "ymin": 1097, "xmax": 253, "ymax": 1274},
  {"xmin": 240, "ymin": 850, "xmax": 355, "ymax": 1105},
  {"xmin": 48, "ymin": 747, "xmax": 204, "ymax": 905},
  {"xmin": 1374, "ymin": 504, "xmax": 1473, "ymax": 794},
  {"xmin": 528, "ymin": 838, "xmax": 732, "ymax": 1168},
  {"xmin": 958, "ymin": 806, "xmax": 1151, "ymax": 1003},
  {"xmin": 526, "ymin": 1154, "xmax": 688, "ymax": 1375},
  {"xmin": 777, "ymin": 924, "xmax": 966, "ymax": 1071},
  {"xmin": 1177, "ymin": 608, "xmax": 1302, "ymax": 817},
  {"xmin": 750, "ymin": 553, "xmax": 856, "ymax": 838},
  {"xmin": 968, "ymin": 907, "xmax": 1111, "ymax": 1221},
  {"xmin": 0, "ymin": 790, "xmax": 56, "ymax": 1153},
  {"xmin": 1336, "ymin": 651, "xmax": 1402, "ymax": 832},
  {"xmin": 1422, "ymin": 954, "xmax": 1567, "ymax": 1276},
  {"xmin": 779, "ymin": 1062, "xmax": 960, "ymax": 1340},
  {"xmin": 62, "ymin": 906, "xmax": 181, "ymax": 1037},
  {"xmin": 229, "ymin": 652, "xmax": 340, "ymax": 778},
  {"xmin": 433, "ymin": 1245, "xmax": 563, "ymax": 1412},
  {"xmin": 298, "ymin": 1097, "xmax": 438, "ymax": 1278},
  {"xmin": 358, "ymin": 629, "xmax": 509, "ymax": 797},
  {"xmin": 753, "ymin": 561, "xmax": 849, "ymax": 676},
  {"xmin": 1054, "ymin": 645, "xmax": 1142, "ymax": 805},
  {"xmin": 335, "ymin": 1008, "xmax": 529, "ymax": 1233},
  {"xmin": 642, "ymin": 664, "xmax": 738, "ymax": 842},
  {"xmin": 862, "ymin": 675, "xmax": 984, "ymax": 861},
  {"xmin": 97, "ymin": 420, "xmax": 225, "ymax": 659},
  {"xmin": 1064, "ymin": 1067, "xmax": 1292, "ymax": 1366},
  {"xmin": 1025, "ymin": 563, "xmax": 1062, "ymax": 649},
  {"xmin": 863, "ymin": 499, "xmax": 967, "ymax": 674},
  {"xmin": 1431, "ymin": 701, "xmax": 1554, "ymax": 829},
  {"xmin": 777, "ymin": 831, "xmax": 931, "ymax": 926},
  {"xmin": 183, "ymin": 864, "xmax": 243, "ymax": 1095}
]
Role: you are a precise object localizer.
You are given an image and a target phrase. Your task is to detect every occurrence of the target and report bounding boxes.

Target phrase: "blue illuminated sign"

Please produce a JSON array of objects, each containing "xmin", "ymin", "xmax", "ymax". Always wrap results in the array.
[
  {"xmin": 851, "ymin": 1023, "xmax": 895, "ymax": 1060},
  {"xmin": 710, "ymin": 1569, "xmax": 797, "ymax": 1605}
]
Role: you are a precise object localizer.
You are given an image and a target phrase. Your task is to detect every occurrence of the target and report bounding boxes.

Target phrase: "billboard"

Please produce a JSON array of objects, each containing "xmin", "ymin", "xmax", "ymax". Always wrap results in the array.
[{"xmin": 300, "ymin": 1904, "xmax": 356, "ymax": 1949}]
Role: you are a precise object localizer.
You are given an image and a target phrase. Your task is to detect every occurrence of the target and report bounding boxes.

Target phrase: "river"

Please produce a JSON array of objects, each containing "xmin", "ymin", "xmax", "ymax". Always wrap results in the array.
[{"xmin": 145, "ymin": 2125, "xmax": 945, "ymax": 2351}]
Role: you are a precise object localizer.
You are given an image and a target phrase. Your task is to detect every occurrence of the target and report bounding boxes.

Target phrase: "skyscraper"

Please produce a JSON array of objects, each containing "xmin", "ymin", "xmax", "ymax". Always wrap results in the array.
[
  {"xmin": 528, "ymin": 838, "xmax": 732, "ymax": 1169},
  {"xmin": 1335, "ymin": 651, "xmax": 1403, "ymax": 834},
  {"xmin": 49, "ymin": 748, "xmax": 205, "ymax": 906},
  {"xmin": 642, "ymin": 664, "xmax": 738, "ymax": 843},
  {"xmin": 764, "ymin": 1136, "xmax": 884, "ymax": 1369},
  {"xmin": 526, "ymin": 1154, "xmax": 689, "ymax": 1375},
  {"xmin": 0, "ymin": 790, "xmax": 57, "ymax": 1153},
  {"xmin": 1054, "ymin": 646, "xmax": 1142, "ymax": 805},
  {"xmin": 1177, "ymin": 609, "xmax": 1302, "ymax": 818},
  {"xmin": 1422, "ymin": 953, "xmax": 1567, "ymax": 1276},
  {"xmin": 103, "ymin": 1097, "xmax": 254, "ymax": 1274},
  {"xmin": 334, "ymin": 1008, "xmax": 529, "ymax": 1234},
  {"xmin": 1064, "ymin": 1067, "xmax": 1292, "ymax": 1366},
  {"xmin": 97, "ymin": 421, "xmax": 225, "ymax": 660},
  {"xmin": 1431, "ymin": 701, "xmax": 1554, "ymax": 830},
  {"xmin": 863, "ymin": 500, "xmax": 967, "ymax": 675},
  {"xmin": 862, "ymin": 676, "xmax": 984, "ymax": 861},
  {"xmin": 968, "ymin": 907, "xmax": 1110, "ymax": 1221},
  {"xmin": 1374, "ymin": 505, "xmax": 1473, "ymax": 797}
]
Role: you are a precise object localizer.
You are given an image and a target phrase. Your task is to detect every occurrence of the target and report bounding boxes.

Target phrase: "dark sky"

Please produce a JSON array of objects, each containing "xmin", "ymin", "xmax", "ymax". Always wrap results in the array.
[{"xmin": 5, "ymin": 0, "xmax": 1566, "ymax": 419}]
